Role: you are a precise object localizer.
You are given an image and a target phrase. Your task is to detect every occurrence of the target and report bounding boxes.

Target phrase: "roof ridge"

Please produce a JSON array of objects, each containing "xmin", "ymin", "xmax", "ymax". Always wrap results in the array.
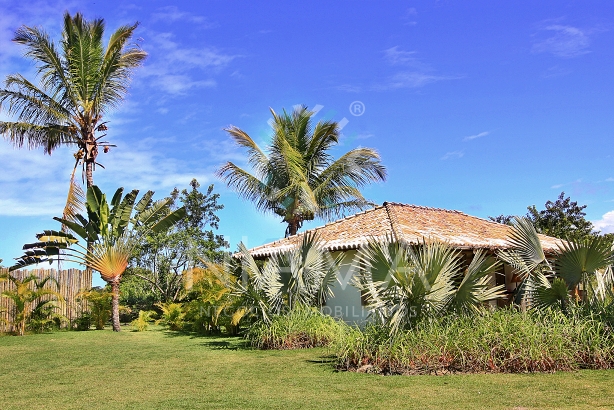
[
  {"xmin": 384, "ymin": 202, "xmax": 401, "ymax": 241},
  {"xmin": 383, "ymin": 201, "xmax": 466, "ymax": 215}
]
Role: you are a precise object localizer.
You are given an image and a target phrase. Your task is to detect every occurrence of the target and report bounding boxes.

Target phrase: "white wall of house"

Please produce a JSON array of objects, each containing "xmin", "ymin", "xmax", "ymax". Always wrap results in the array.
[{"xmin": 323, "ymin": 250, "xmax": 371, "ymax": 325}]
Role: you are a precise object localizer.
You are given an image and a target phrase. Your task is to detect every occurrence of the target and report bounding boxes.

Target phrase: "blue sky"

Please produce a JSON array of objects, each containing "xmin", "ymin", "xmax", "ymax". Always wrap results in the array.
[{"xmin": 1, "ymin": 0, "xmax": 614, "ymax": 286}]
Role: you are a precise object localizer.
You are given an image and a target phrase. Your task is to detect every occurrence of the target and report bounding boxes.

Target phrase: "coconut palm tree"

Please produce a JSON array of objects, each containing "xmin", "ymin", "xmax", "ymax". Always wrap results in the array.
[
  {"xmin": 217, "ymin": 105, "xmax": 387, "ymax": 237},
  {"xmin": 11, "ymin": 185, "xmax": 185, "ymax": 331},
  {"xmin": 0, "ymin": 12, "xmax": 146, "ymax": 187}
]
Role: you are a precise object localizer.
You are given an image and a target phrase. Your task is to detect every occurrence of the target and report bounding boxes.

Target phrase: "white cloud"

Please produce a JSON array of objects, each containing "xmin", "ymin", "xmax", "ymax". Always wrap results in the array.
[
  {"xmin": 151, "ymin": 6, "xmax": 215, "ymax": 26},
  {"xmin": 335, "ymin": 84, "xmax": 362, "ymax": 93},
  {"xmin": 593, "ymin": 211, "xmax": 614, "ymax": 234},
  {"xmin": 0, "ymin": 143, "xmax": 78, "ymax": 217},
  {"xmin": 463, "ymin": 131, "xmax": 489, "ymax": 141},
  {"xmin": 139, "ymin": 31, "xmax": 239, "ymax": 96},
  {"xmin": 0, "ymin": 139, "xmax": 216, "ymax": 217},
  {"xmin": 377, "ymin": 72, "xmax": 461, "ymax": 90},
  {"xmin": 441, "ymin": 151, "xmax": 464, "ymax": 160},
  {"xmin": 532, "ymin": 24, "xmax": 590, "ymax": 58},
  {"xmin": 402, "ymin": 8, "xmax": 418, "ymax": 26},
  {"xmin": 384, "ymin": 46, "xmax": 420, "ymax": 66}
]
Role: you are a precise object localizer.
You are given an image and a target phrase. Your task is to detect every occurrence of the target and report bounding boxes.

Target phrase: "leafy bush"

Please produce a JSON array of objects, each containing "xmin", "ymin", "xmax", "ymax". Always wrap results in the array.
[
  {"xmin": 131, "ymin": 310, "xmax": 156, "ymax": 332},
  {"xmin": 78, "ymin": 288, "xmax": 112, "ymax": 330},
  {"xmin": 246, "ymin": 307, "xmax": 349, "ymax": 349},
  {"xmin": 72, "ymin": 313, "xmax": 92, "ymax": 331},
  {"xmin": 335, "ymin": 308, "xmax": 614, "ymax": 374},
  {"xmin": 182, "ymin": 266, "xmax": 240, "ymax": 335},
  {"xmin": 355, "ymin": 237, "xmax": 504, "ymax": 335},
  {"xmin": 156, "ymin": 302, "xmax": 185, "ymax": 331},
  {"xmin": 27, "ymin": 300, "xmax": 65, "ymax": 333}
]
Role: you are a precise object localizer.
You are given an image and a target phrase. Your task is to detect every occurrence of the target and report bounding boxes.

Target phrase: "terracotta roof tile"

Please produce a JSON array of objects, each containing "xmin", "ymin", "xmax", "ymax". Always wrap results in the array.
[{"xmin": 248, "ymin": 202, "xmax": 564, "ymax": 258}]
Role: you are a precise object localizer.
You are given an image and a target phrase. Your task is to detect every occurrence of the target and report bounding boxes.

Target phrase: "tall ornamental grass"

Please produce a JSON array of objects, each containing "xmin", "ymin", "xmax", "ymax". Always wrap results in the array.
[
  {"xmin": 335, "ymin": 308, "xmax": 614, "ymax": 374},
  {"xmin": 246, "ymin": 307, "xmax": 349, "ymax": 349}
]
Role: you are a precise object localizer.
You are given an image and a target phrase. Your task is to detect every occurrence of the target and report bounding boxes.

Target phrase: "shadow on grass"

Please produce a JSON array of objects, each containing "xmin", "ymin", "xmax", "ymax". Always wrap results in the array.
[
  {"xmin": 160, "ymin": 329, "xmax": 250, "ymax": 350},
  {"xmin": 198, "ymin": 338, "xmax": 250, "ymax": 350}
]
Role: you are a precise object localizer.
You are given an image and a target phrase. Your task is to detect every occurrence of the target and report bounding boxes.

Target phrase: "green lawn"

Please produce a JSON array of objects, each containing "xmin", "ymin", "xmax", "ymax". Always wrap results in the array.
[{"xmin": 1, "ymin": 328, "xmax": 613, "ymax": 409}]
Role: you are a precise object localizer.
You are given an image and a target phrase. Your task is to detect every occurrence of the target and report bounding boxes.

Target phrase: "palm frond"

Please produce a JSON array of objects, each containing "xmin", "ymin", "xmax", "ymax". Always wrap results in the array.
[
  {"xmin": 555, "ymin": 235, "xmax": 614, "ymax": 289},
  {"xmin": 451, "ymin": 250, "xmax": 505, "ymax": 313},
  {"xmin": 61, "ymin": 167, "xmax": 85, "ymax": 232},
  {"xmin": 85, "ymin": 235, "xmax": 132, "ymax": 282}
]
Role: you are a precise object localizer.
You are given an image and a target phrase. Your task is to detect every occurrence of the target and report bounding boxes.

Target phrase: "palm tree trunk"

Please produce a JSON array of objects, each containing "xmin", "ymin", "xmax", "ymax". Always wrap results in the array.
[
  {"xmin": 85, "ymin": 161, "xmax": 94, "ymax": 188},
  {"xmin": 84, "ymin": 143, "xmax": 95, "ymax": 296},
  {"xmin": 287, "ymin": 219, "xmax": 299, "ymax": 237},
  {"xmin": 111, "ymin": 279, "xmax": 121, "ymax": 332}
]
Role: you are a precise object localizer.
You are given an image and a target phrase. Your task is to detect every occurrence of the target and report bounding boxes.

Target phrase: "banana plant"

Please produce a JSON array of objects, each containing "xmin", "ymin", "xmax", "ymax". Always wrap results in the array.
[{"xmin": 10, "ymin": 185, "xmax": 185, "ymax": 332}]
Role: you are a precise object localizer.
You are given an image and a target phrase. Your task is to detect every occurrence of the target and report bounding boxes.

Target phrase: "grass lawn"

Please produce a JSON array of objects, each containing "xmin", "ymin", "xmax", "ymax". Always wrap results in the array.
[{"xmin": 1, "ymin": 327, "xmax": 613, "ymax": 409}]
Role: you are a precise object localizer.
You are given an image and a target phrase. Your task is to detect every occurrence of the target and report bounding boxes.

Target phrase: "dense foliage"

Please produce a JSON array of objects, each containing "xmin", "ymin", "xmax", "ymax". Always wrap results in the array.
[
  {"xmin": 246, "ymin": 307, "xmax": 348, "ymax": 349},
  {"xmin": 125, "ymin": 179, "xmax": 228, "ymax": 307},
  {"xmin": 489, "ymin": 192, "xmax": 596, "ymax": 240},
  {"xmin": 355, "ymin": 236, "xmax": 505, "ymax": 335},
  {"xmin": 335, "ymin": 308, "xmax": 614, "ymax": 374},
  {"xmin": 0, "ymin": 273, "xmax": 63, "ymax": 335}
]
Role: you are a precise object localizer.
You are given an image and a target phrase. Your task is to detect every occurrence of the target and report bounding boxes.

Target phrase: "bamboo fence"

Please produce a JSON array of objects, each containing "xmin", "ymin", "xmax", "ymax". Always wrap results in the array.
[{"xmin": 0, "ymin": 267, "xmax": 92, "ymax": 333}]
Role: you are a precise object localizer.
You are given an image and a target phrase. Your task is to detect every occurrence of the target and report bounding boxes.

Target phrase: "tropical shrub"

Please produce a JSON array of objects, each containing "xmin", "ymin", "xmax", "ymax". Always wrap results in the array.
[
  {"xmin": 233, "ymin": 232, "xmax": 342, "ymax": 323},
  {"xmin": 131, "ymin": 310, "xmax": 156, "ymax": 332},
  {"xmin": 0, "ymin": 273, "xmax": 63, "ymax": 335},
  {"xmin": 27, "ymin": 300, "xmax": 65, "ymax": 333},
  {"xmin": 335, "ymin": 308, "xmax": 614, "ymax": 375},
  {"xmin": 76, "ymin": 288, "xmax": 112, "ymax": 330},
  {"xmin": 354, "ymin": 236, "xmax": 505, "ymax": 335},
  {"xmin": 498, "ymin": 217, "xmax": 614, "ymax": 310},
  {"xmin": 247, "ymin": 306, "xmax": 349, "ymax": 349},
  {"xmin": 156, "ymin": 302, "xmax": 186, "ymax": 331},
  {"xmin": 182, "ymin": 265, "xmax": 241, "ymax": 334}
]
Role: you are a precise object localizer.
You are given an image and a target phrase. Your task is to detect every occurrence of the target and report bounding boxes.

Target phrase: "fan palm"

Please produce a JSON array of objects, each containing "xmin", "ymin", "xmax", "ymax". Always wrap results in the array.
[
  {"xmin": 498, "ymin": 217, "xmax": 614, "ymax": 310},
  {"xmin": 0, "ymin": 12, "xmax": 146, "ymax": 187},
  {"xmin": 233, "ymin": 232, "xmax": 342, "ymax": 322},
  {"xmin": 217, "ymin": 105, "xmax": 387, "ymax": 236},
  {"xmin": 10, "ymin": 185, "xmax": 186, "ymax": 331},
  {"xmin": 355, "ymin": 236, "xmax": 504, "ymax": 335}
]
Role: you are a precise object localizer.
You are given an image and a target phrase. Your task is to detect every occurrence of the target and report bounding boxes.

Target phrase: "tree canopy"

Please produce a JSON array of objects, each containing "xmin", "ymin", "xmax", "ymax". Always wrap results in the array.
[
  {"xmin": 217, "ymin": 105, "xmax": 387, "ymax": 236},
  {"xmin": 0, "ymin": 12, "xmax": 147, "ymax": 187},
  {"xmin": 489, "ymin": 192, "xmax": 596, "ymax": 240}
]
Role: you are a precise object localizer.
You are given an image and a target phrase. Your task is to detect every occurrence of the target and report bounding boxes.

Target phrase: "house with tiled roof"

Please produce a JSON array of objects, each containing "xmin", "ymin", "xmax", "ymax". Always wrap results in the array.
[{"xmin": 248, "ymin": 202, "xmax": 564, "ymax": 323}]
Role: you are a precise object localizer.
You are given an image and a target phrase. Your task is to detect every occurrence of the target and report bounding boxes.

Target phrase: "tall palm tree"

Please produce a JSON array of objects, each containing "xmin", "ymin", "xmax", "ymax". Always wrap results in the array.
[
  {"xmin": 217, "ymin": 105, "xmax": 387, "ymax": 236},
  {"xmin": 0, "ymin": 12, "xmax": 147, "ymax": 187}
]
